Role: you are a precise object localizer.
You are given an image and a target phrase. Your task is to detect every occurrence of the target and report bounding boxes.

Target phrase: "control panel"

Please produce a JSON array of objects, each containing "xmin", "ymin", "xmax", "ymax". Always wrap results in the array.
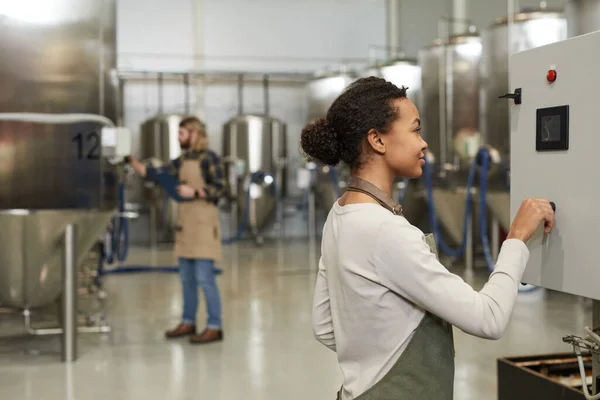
[{"xmin": 509, "ymin": 30, "xmax": 600, "ymax": 300}]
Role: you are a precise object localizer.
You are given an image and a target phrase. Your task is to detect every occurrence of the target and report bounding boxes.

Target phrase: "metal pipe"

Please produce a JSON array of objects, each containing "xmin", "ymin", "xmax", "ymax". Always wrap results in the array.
[
  {"xmin": 118, "ymin": 69, "xmax": 311, "ymax": 81},
  {"xmin": 184, "ymin": 73, "xmax": 191, "ymax": 115},
  {"xmin": 157, "ymin": 73, "xmax": 164, "ymax": 115},
  {"xmin": 62, "ymin": 224, "xmax": 77, "ymax": 362},
  {"xmin": 492, "ymin": 216, "xmax": 500, "ymax": 262},
  {"xmin": 452, "ymin": 0, "xmax": 468, "ymax": 35},
  {"xmin": 237, "ymin": 74, "xmax": 244, "ymax": 116},
  {"xmin": 593, "ymin": 300, "xmax": 600, "ymax": 394},
  {"xmin": 437, "ymin": 19, "xmax": 448, "ymax": 169},
  {"xmin": 263, "ymin": 74, "xmax": 270, "ymax": 115},
  {"xmin": 386, "ymin": 0, "xmax": 402, "ymax": 60},
  {"xmin": 0, "ymin": 113, "xmax": 115, "ymax": 127},
  {"xmin": 98, "ymin": 8, "xmax": 105, "ymax": 116},
  {"xmin": 24, "ymin": 311, "xmax": 111, "ymax": 335},
  {"xmin": 465, "ymin": 205, "xmax": 473, "ymax": 276}
]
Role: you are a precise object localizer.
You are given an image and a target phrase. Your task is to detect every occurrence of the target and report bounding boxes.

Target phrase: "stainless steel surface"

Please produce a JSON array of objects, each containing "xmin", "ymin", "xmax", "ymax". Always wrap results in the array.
[
  {"xmin": 0, "ymin": 0, "xmax": 118, "ymax": 210},
  {"xmin": 222, "ymin": 114, "xmax": 287, "ymax": 232},
  {"xmin": 593, "ymin": 301, "xmax": 600, "ymax": 394},
  {"xmin": 486, "ymin": 191, "xmax": 511, "ymax": 232},
  {"xmin": 140, "ymin": 114, "xmax": 185, "ymax": 164},
  {"xmin": 466, "ymin": 211, "xmax": 473, "ymax": 278},
  {"xmin": 0, "ymin": 0, "xmax": 118, "ymax": 311},
  {"xmin": 491, "ymin": 217, "xmax": 500, "ymax": 262},
  {"xmin": 481, "ymin": 9, "xmax": 567, "ymax": 164},
  {"xmin": 419, "ymin": 34, "xmax": 482, "ymax": 170},
  {"xmin": 431, "ymin": 188, "xmax": 478, "ymax": 246},
  {"xmin": 138, "ymin": 114, "xmax": 186, "ymax": 243},
  {"xmin": 362, "ymin": 59, "xmax": 422, "ymax": 106},
  {"xmin": 566, "ymin": 0, "xmax": 600, "ymax": 37},
  {"xmin": 311, "ymin": 165, "xmax": 348, "ymax": 212},
  {"xmin": 385, "ymin": 0, "xmax": 402, "ymax": 59},
  {"xmin": 61, "ymin": 224, "xmax": 77, "ymax": 363},
  {"xmin": 307, "ymin": 73, "xmax": 356, "ymax": 122},
  {"xmin": 0, "ymin": 210, "xmax": 114, "ymax": 309}
]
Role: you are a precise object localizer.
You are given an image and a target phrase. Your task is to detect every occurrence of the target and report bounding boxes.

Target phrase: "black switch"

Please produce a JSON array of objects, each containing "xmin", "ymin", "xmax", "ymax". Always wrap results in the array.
[{"xmin": 499, "ymin": 88, "xmax": 522, "ymax": 105}]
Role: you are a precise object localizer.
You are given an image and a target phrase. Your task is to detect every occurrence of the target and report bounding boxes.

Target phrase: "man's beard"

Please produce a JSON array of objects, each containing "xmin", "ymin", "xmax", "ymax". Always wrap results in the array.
[{"xmin": 180, "ymin": 141, "xmax": 190, "ymax": 150}]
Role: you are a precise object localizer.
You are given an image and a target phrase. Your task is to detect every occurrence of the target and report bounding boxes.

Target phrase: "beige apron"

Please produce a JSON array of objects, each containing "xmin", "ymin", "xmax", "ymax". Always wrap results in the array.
[
  {"xmin": 174, "ymin": 159, "xmax": 222, "ymax": 262},
  {"xmin": 337, "ymin": 177, "xmax": 455, "ymax": 400}
]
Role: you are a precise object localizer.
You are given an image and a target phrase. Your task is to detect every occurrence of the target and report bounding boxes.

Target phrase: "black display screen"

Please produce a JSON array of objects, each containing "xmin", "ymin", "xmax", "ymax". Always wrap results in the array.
[{"xmin": 536, "ymin": 105, "xmax": 569, "ymax": 151}]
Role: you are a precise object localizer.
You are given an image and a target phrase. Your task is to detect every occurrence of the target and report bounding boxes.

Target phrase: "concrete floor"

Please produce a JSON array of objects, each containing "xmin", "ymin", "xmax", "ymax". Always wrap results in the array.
[{"xmin": 0, "ymin": 238, "xmax": 593, "ymax": 400}]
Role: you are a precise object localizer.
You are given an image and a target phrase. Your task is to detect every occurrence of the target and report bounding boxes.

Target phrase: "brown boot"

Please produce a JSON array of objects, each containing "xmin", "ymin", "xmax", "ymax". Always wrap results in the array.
[
  {"xmin": 189, "ymin": 328, "xmax": 223, "ymax": 344},
  {"xmin": 165, "ymin": 323, "xmax": 196, "ymax": 339}
]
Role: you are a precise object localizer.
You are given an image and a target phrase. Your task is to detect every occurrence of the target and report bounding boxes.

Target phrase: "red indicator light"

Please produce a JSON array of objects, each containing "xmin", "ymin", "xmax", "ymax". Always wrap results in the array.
[{"xmin": 547, "ymin": 69, "xmax": 557, "ymax": 83}]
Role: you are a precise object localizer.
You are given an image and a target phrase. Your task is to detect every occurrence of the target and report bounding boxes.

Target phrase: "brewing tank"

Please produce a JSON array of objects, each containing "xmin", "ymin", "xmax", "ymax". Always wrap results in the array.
[
  {"xmin": 0, "ymin": 0, "xmax": 118, "ymax": 309},
  {"xmin": 137, "ymin": 114, "xmax": 186, "ymax": 243},
  {"xmin": 419, "ymin": 34, "xmax": 483, "ymax": 172},
  {"xmin": 566, "ymin": 0, "xmax": 600, "ymax": 38},
  {"xmin": 222, "ymin": 114, "xmax": 287, "ymax": 231},
  {"xmin": 481, "ymin": 10, "xmax": 567, "ymax": 164},
  {"xmin": 362, "ymin": 59, "xmax": 422, "ymax": 106},
  {"xmin": 307, "ymin": 72, "xmax": 356, "ymax": 122}
]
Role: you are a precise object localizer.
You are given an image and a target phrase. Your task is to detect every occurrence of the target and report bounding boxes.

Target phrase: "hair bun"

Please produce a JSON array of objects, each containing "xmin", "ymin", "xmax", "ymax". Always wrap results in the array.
[{"xmin": 300, "ymin": 118, "xmax": 341, "ymax": 166}]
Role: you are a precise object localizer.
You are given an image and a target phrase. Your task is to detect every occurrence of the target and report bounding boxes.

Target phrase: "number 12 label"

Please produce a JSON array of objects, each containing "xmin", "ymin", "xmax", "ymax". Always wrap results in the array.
[{"xmin": 72, "ymin": 131, "xmax": 101, "ymax": 160}]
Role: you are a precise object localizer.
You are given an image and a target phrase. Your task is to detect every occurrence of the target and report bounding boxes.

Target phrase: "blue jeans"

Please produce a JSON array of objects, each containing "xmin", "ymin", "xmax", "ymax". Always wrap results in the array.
[{"xmin": 179, "ymin": 258, "xmax": 222, "ymax": 330}]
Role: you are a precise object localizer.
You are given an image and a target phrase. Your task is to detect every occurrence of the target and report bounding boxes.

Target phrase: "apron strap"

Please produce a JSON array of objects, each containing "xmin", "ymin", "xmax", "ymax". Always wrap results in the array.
[{"xmin": 346, "ymin": 177, "xmax": 403, "ymax": 216}]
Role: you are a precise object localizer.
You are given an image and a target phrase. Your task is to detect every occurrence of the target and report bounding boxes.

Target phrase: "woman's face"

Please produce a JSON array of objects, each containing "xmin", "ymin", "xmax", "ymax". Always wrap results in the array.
[{"xmin": 380, "ymin": 99, "xmax": 428, "ymax": 179}]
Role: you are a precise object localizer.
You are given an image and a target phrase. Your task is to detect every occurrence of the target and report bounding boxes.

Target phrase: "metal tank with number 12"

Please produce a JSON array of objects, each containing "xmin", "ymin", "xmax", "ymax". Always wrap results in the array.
[{"xmin": 0, "ymin": 0, "xmax": 120, "ymax": 310}]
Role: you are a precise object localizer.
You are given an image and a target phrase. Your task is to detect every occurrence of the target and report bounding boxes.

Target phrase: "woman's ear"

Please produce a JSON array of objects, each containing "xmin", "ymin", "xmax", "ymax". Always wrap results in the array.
[{"xmin": 366, "ymin": 128, "xmax": 386, "ymax": 154}]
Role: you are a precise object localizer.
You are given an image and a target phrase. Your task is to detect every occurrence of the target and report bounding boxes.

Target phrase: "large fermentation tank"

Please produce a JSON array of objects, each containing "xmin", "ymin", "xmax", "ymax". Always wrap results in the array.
[
  {"xmin": 482, "ymin": 9, "xmax": 567, "ymax": 169},
  {"xmin": 307, "ymin": 72, "xmax": 356, "ymax": 123},
  {"xmin": 0, "ymin": 0, "xmax": 118, "ymax": 309},
  {"xmin": 362, "ymin": 59, "xmax": 422, "ymax": 105},
  {"xmin": 419, "ymin": 34, "xmax": 483, "ymax": 173},
  {"xmin": 222, "ymin": 114, "xmax": 287, "ymax": 233},
  {"xmin": 481, "ymin": 9, "xmax": 567, "ymax": 230},
  {"xmin": 418, "ymin": 33, "xmax": 483, "ymax": 246},
  {"xmin": 137, "ymin": 114, "xmax": 186, "ymax": 243},
  {"xmin": 565, "ymin": 0, "xmax": 600, "ymax": 38}
]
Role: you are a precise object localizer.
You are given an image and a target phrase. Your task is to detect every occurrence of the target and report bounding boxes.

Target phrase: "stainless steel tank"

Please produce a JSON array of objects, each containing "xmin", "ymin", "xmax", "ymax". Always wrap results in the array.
[
  {"xmin": 481, "ymin": 9, "xmax": 566, "ymax": 230},
  {"xmin": 0, "ymin": 0, "xmax": 118, "ymax": 309},
  {"xmin": 418, "ymin": 33, "xmax": 483, "ymax": 246},
  {"xmin": 307, "ymin": 72, "xmax": 356, "ymax": 122},
  {"xmin": 138, "ymin": 114, "xmax": 186, "ymax": 243},
  {"xmin": 419, "ymin": 33, "xmax": 483, "ymax": 173},
  {"xmin": 222, "ymin": 114, "xmax": 287, "ymax": 233},
  {"xmin": 566, "ymin": 0, "xmax": 600, "ymax": 38},
  {"xmin": 362, "ymin": 58, "xmax": 422, "ymax": 106}
]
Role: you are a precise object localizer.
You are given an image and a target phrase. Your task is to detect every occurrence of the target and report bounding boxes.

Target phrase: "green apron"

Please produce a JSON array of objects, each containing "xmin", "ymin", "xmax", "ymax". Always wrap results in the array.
[{"xmin": 337, "ymin": 178, "xmax": 455, "ymax": 400}]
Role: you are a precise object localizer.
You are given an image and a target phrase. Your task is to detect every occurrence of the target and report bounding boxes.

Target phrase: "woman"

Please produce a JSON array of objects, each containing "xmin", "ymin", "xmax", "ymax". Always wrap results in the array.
[{"xmin": 301, "ymin": 77, "xmax": 554, "ymax": 400}]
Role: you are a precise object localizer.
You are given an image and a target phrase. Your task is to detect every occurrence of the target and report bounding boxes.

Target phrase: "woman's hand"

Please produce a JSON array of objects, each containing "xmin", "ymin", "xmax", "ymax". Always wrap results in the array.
[{"xmin": 507, "ymin": 198, "xmax": 556, "ymax": 243}]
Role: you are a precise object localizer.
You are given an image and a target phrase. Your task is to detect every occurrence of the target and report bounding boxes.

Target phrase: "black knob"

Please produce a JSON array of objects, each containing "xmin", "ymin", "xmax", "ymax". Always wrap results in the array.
[
  {"xmin": 499, "ymin": 88, "xmax": 522, "ymax": 105},
  {"xmin": 550, "ymin": 201, "xmax": 556, "ymax": 213}
]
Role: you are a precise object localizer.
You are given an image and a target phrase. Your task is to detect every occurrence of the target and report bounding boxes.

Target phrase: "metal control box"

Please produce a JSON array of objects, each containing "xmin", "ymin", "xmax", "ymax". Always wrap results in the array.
[{"xmin": 509, "ymin": 30, "xmax": 600, "ymax": 300}]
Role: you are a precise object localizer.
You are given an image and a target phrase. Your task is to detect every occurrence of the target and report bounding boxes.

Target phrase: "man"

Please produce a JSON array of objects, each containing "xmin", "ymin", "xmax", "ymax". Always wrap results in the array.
[{"xmin": 128, "ymin": 116, "xmax": 226, "ymax": 344}]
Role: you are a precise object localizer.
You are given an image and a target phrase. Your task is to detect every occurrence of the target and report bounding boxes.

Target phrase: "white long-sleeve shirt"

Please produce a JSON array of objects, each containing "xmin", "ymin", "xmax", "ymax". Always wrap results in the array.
[{"xmin": 312, "ymin": 201, "xmax": 530, "ymax": 400}]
